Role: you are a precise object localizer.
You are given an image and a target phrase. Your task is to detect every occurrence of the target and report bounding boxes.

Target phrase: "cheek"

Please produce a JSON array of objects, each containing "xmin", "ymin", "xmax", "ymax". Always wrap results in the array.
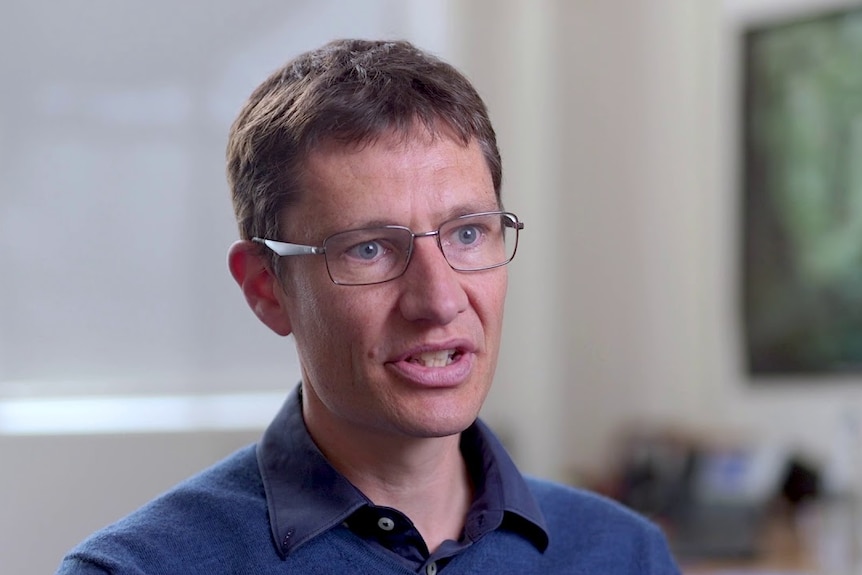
[
  {"xmin": 281, "ymin": 271, "xmax": 338, "ymax": 349},
  {"xmin": 289, "ymin": 277, "xmax": 387, "ymax": 357},
  {"xmin": 474, "ymin": 272, "xmax": 508, "ymax": 325}
]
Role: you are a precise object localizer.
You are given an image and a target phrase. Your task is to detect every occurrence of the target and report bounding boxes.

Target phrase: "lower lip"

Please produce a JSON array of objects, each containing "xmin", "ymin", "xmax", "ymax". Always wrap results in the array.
[{"xmin": 386, "ymin": 353, "xmax": 475, "ymax": 388}]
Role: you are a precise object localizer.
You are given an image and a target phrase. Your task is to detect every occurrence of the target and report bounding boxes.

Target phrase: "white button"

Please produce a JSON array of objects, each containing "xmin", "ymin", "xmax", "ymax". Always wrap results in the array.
[
  {"xmin": 377, "ymin": 516, "xmax": 395, "ymax": 531},
  {"xmin": 426, "ymin": 562, "xmax": 437, "ymax": 575}
]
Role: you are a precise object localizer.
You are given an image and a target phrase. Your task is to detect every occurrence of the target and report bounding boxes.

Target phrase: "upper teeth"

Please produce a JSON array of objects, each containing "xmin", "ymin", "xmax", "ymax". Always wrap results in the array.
[{"xmin": 412, "ymin": 350, "xmax": 455, "ymax": 367}]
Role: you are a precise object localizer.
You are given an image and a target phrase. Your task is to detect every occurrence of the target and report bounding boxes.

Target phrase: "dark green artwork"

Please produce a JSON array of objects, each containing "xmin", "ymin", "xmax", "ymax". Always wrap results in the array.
[{"xmin": 743, "ymin": 7, "xmax": 862, "ymax": 375}]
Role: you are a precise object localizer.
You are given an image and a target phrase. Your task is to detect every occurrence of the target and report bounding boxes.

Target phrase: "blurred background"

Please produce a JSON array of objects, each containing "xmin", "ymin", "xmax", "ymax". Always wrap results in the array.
[{"xmin": 3, "ymin": 0, "xmax": 862, "ymax": 572}]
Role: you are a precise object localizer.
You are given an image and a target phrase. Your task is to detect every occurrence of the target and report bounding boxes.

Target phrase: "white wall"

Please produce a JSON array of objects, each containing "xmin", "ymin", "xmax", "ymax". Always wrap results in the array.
[
  {"xmin": 452, "ymin": 0, "xmax": 729, "ymax": 478},
  {"xmin": 0, "ymin": 431, "xmax": 260, "ymax": 575}
]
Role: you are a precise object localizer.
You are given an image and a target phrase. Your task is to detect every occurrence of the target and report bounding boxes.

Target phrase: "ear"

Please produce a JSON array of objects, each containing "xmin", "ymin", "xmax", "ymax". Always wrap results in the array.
[{"xmin": 227, "ymin": 240, "xmax": 293, "ymax": 336}]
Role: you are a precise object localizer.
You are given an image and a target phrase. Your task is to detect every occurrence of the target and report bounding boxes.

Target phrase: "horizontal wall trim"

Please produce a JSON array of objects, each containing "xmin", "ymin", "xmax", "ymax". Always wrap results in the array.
[{"xmin": 0, "ymin": 391, "xmax": 287, "ymax": 435}]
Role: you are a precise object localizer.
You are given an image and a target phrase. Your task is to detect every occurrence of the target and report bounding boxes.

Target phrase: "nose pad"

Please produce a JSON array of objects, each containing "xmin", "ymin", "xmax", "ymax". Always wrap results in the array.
[{"xmin": 398, "ymin": 235, "xmax": 468, "ymax": 324}]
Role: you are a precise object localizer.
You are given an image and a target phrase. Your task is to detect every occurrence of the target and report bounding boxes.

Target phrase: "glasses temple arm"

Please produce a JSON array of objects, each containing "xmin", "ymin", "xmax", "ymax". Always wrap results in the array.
[{"xmin": 251, "ymin": 237, "xmax": 325, "ymax": 256}]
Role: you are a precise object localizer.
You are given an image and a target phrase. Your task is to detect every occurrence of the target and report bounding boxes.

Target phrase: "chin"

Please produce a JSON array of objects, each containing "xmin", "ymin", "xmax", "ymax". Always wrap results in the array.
[
  {"xmin": 400, "ymin": 408, "xmax": 480, "ymax": 439},
  {"xmin": 386, "ymin": 380, "xmax": 489, "ymax": 437}
]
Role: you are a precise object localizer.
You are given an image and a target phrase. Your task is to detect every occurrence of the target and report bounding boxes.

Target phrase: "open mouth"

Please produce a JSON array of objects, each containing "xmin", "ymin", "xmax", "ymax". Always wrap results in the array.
[{"xmin": 407, "ymin": 349, "xmax": 461, "ymax": 367}]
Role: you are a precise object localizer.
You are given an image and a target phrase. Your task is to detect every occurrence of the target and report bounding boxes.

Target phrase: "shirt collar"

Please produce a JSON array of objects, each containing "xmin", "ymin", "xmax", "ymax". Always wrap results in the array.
[
  {"xmin": 461, "ymin": 419, "xmax": 549, "ymax": 551},
  {"xmin": 257, "ymin": 385, "xmax": 549, "ymax": 558}
]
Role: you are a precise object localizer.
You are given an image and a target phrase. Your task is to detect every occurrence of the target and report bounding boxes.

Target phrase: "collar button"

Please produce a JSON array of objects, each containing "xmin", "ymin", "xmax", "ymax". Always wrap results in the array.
[{"xmin": 377, "ymin": 516, "xmax": 395, "ymax": 531}]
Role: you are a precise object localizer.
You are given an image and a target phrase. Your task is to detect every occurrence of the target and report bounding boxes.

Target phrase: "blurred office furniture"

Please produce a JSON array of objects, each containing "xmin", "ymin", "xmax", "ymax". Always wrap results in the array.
[{"xmin": 595, "ymin": 426, "xmax": 831, "ymax": 573}]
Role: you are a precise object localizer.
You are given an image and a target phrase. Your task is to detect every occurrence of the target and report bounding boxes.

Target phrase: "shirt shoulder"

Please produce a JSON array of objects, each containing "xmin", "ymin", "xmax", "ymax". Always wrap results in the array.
[
  {"xmin": 523, "ymin": 477, "xmax": 681, "ymax": 574},
  {"xmin": 56, "ymin": 444, "xmax": 275, "ymax": 575},
  {"xmin": 525, "ymin": 476, "xmax": 652, "ymax": 526}
]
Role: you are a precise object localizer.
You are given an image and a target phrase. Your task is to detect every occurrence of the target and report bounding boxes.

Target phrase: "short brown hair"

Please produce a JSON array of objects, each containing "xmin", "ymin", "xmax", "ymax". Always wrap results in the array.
[{"xmin": 226, "ymin": 39, "xmax": 502, "ymax": 241}]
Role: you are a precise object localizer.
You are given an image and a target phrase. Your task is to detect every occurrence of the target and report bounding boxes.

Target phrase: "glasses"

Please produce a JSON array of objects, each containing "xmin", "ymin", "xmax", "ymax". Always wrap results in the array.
[{"xmin": 253, "ymin": 211, "xmax": 524, "ymax": 286}]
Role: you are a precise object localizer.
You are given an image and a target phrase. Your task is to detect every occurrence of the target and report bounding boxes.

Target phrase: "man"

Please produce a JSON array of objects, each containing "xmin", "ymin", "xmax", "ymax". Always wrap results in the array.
[{"xmin": 58, "ymin": 39, "xmax": 680, "ymax": 574}]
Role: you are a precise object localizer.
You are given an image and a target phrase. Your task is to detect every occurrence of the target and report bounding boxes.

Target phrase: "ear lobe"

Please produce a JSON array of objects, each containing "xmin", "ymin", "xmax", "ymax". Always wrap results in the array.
[{"xmin": 227, "ymin": 240, "xmax": 293, "ymax": 336}]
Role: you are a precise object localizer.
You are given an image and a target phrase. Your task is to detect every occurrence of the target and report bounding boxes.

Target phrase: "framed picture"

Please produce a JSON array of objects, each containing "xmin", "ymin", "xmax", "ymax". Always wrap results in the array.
[{"xmin": 742, "ymin": 6, "xmax": 862, "ymax": 375}]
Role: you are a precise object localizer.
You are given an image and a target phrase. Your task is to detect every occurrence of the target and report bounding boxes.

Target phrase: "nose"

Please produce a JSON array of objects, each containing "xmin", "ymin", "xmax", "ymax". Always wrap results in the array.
[{"xmin": 397, "ymin": 235, "xmax": 468, "ymax": 324}]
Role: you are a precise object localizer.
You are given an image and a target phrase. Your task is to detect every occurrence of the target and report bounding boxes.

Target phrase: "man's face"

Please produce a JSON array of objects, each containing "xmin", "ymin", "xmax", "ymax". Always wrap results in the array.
[{"xmin": 277, "ymin": 130, "xmax": 507, "ymax": 441}]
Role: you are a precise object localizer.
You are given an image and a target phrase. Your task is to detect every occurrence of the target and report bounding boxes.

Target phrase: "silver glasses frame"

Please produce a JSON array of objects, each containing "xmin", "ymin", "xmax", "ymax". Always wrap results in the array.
[{"xmin": 252, "ymin": 211, "xmax": 524, "ymax": 286}]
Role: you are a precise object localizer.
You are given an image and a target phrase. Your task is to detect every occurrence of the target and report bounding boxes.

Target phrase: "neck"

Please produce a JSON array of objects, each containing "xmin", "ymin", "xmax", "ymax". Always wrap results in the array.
[
  {"xmin": 345, "ymin": 436, "xmax": 474, "ymax": 551},
  {"xmin": 303, "ymin": 398, "xmax": 474, "ymax": 552}
]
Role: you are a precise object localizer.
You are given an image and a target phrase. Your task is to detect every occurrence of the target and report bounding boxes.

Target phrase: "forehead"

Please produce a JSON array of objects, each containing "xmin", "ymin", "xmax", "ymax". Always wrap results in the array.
[{"xmin": 288, "ymin": 131, "xmax": 498, "ymax": 235}]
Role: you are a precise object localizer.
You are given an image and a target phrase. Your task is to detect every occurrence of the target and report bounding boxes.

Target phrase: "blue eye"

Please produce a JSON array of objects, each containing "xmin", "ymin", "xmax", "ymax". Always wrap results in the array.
[
  {"xmin": 350, "ymin": 241, "xmax": 383, "ymax": 260},
  {"xmin": 456, "ymin": 225, "xmax": 480, "ymax": 245}
]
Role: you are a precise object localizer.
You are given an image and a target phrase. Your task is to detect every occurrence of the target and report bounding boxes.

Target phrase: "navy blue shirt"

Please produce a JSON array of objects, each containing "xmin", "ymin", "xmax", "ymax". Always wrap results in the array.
[{"xmin": 257, "ymin": 385, "xmax": 549, "ymax": 572}]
